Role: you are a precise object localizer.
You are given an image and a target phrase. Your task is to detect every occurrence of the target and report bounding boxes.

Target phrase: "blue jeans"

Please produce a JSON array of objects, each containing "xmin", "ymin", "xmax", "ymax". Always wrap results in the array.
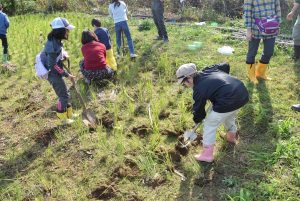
[
  {"xmin": 246, "ymin": 38, "xmax": 275, "ymax": 64},
  {"xmin": 115, "ymin": 21, "xmax": 135, "ymax": 55}
]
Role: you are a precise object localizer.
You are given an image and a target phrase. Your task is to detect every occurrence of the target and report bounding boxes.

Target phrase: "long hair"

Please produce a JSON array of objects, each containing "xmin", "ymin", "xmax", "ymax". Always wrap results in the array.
[
  {"xmin": 47, "ymin": 28, "xmax": 67, "ymax": 40},
  {"xmin": 111, "ymin": 0, "xmax": 120, "ymax": 8},
  {"xmin": 81, "ymin": 30, "xmax": 99, "ymax": 45}
]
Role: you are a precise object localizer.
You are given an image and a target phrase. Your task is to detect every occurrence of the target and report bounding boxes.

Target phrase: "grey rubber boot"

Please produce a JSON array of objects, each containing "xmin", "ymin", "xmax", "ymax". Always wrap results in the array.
[{"xmin": 2, "ymin": 54, "xmax": 8, "ymax": 64}]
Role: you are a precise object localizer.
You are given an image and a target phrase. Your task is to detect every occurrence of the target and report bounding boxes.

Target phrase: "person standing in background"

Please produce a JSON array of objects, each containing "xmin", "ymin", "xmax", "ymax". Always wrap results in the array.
[
  {"xmin": 108, "ymin": 0, "xmax": 137, "ymax": 58},
  {"xmin": 152, "ymin": 0, "xmax": 169, "ymax": 43},
  {"xmin": 0, "ymin": 4, "xmax": 10, "ymax": 64},
  {"xmin": 286, "ymin": 1, "xmax": 300, "ymax": 112},
  {"xmin": 287, "ymin": 0, "xmax": 300, "ymax": 62},
  {"xmin": 244, "ymin": 0, "xmax": 281, "ymax": 84}
]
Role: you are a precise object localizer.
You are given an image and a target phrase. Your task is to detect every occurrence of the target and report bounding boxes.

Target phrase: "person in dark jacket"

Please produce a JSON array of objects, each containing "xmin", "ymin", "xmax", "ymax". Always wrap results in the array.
[
  {"xmin": 91, "ymin": 18, "xmax": 117, "ymax": 71},
  {"xmin": 0, "ymin": 4, "xmax": 10, "ymax": 64},
  {"xmin": 40, "ymin": 17, "xmax": 76, "ymax": 124},
  {"xmin": 152, "ymin": 0, "xmax": 168, "ymax": 43},
  {"xmin": 176, "ymin": 63, "xmax": 249, "ymax": 162}
]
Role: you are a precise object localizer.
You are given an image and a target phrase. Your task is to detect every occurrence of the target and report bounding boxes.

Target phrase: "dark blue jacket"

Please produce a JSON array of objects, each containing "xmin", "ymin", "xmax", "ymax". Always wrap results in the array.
[
  {"xmin": 192, "ymin": 67, "xmax": 249, "ymax": 123},
  {"xmin": 0, "ymin": 11, "xmax": 9, "ymax": 35},
  {"xmin": 94, "ymin": 27, "xmax": 112, "ymax": 50}
]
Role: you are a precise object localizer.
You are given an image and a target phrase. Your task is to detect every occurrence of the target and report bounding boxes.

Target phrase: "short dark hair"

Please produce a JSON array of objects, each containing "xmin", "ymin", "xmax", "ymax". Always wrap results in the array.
[
  {"xmin": 81, "ymin": 30, "xmax": 99, "ymax": 45},
  {"xmin": 91, "ymin": 18, "xmax": 101, "ymax": 27},
  {"xmin": 112, "ymin": 0, "xmax": 120, "ymax": 8},
  {"xmin": 0, "ymin": 4, "xmax": 3, "ymax": 10},
  {"xmin": 47, "ymin": 28, "xmax": 67, "ymax": 40}
]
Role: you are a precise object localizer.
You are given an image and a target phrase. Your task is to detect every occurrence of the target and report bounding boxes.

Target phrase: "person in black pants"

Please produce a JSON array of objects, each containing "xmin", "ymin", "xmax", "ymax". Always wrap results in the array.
[
  {"xmin": 0, "ymin": 4, "xmax": 10, "ymax": 64},
  {"xmin": 152, "ymin": 0, "xmax": 168, "ymax": 43}
]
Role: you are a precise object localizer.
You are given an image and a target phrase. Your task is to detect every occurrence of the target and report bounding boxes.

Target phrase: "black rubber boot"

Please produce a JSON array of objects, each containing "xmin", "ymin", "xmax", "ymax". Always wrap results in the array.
[
  {"xmin": 293, "ymin": 45, "xmax": 300, "ymax": 61},
  {"xmin": 291, "ymin": 104, "xmax": 300, "ymax": 112}
]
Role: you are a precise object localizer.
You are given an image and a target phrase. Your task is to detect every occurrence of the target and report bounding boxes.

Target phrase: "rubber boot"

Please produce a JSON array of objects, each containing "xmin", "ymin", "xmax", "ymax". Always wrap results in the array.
[
  {"xmin": 2, "ymin": 54, "xmax": 8, "ymax": 64},
  {"xmin": 246, "ymin": 64, "xmax": 258, "ymax": 84},
  {"xmin": 66, "ymin": 106, "xmax": 79, "ymax": 119},
  {"xmin": 226, "ymin": 132, "xmax": 237, "ymax": 144},
  {"xmin": 57, "ymin": 111, "xmax": 74, "ymax": 124},
  {"xmin": 256, "ymin": 61, "xmax": 271, "ymax": 80},
  {"xmin": 194, "ymin": 144, "xmax": 214, "ymax": 162},
  {"xmin": 291, "ymin": 104, "xmax": 300, "ymax": 112}
]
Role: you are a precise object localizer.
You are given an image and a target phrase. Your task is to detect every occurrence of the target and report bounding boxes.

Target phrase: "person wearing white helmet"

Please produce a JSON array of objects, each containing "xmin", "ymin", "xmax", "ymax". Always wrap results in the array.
[
  {"xmin": 176, "ymin": 63, "xmax": 249, "ymax": 162},
  {"xmin": 40, "ymin": 17, "xmax": 76, "ymax": 124}
]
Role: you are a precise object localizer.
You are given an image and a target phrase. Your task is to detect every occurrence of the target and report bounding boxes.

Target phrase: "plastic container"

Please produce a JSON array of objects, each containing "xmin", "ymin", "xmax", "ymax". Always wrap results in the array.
[
  {"xmin": 187, "ymin": 44, "xmax": 197, "ymax": 50},
  {"xmin": 193, "ymin": 41, "xmax": 203, "ymax": 49},
  {"xmin": 217, "ymin": 46, "xmax": 234, "ymax": 55}
]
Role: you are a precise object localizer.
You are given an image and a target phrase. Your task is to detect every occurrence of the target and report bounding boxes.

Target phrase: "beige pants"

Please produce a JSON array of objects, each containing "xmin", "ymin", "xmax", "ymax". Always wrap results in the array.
[{"xmin": 202, "ymin": 108, "xmax": 238, "ymax": 145}]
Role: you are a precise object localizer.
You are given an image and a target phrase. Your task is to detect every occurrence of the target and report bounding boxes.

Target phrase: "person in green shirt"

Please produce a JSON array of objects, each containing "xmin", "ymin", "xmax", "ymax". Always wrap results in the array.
[{"xmin": 287, "ymin": 0, "xmax": 300, "ymax": 61}]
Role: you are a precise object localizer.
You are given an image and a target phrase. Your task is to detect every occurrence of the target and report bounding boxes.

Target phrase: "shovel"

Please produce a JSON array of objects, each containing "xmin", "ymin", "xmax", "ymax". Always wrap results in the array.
[
  {"xmin": 64, "ymin": 59, "xmax": 98, "ymax": 128},
  {"xmin": 181, "ymin": 123, "xmax": 201, "ymax": 147}
]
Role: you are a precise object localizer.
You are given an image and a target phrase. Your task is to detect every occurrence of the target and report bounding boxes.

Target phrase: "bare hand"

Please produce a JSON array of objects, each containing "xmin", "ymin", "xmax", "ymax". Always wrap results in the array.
[
  {"xmin": 287, "ymin": 12, "xmax": 294, "ymax": 21},
  {"xmin": 246, "ymin": 29, "xmax": 252, "ymax": 41}
]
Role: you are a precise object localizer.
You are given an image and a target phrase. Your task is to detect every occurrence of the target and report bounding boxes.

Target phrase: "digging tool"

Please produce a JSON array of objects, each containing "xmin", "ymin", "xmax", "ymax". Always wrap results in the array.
[
  {"xmin": 181, "ymin": 103, "xmax": 212, "ymax": 147},
  {"xmin": 64, "ymin": 59, "xmax": 98, "ymax": 128},
  {"xmin": 181, "ymin": 123, "xmax": 201, "ymax": 147}
]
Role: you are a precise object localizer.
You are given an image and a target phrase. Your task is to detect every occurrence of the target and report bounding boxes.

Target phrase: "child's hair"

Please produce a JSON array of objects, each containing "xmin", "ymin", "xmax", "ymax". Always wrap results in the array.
[
  {"xmin": 111, "ymin": 0, "xmax": 120, "ymax": 8},
  {"xmin": 81, "ymin": 30, "xmax": 99, "ymax": 45},
  {"xmin": 47, "ymin": 28, "xmax": 67, "ymax": 40},
  {"xmin": 0, "ymin": 4, "xmax": 3, "ymax": 10},
  {"xmin": 91, "ymin": 18, "xmax": 101, "ymax": 27}
]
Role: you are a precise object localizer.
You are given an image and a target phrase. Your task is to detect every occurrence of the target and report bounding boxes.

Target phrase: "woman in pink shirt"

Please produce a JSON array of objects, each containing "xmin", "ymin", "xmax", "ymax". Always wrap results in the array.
[{"xmin": 80, "ymin": 30, "xmax": 114, "ymax": 84}]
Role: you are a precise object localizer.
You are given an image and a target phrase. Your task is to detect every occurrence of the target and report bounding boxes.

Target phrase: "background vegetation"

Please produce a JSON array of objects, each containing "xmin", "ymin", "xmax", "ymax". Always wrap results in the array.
[{"xmin": 0, "ymin": 0, "xmax": 294, "ymax": 18}]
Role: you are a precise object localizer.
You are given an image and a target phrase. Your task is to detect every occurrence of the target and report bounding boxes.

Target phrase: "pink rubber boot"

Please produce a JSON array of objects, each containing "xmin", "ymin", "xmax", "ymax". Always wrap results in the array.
[
  {"xmin": 194, "ymin": 145, "xmax": 214, "ymax": 162},
  {"xmin": 226, "ymin": 132, "xmax": 237, "ymax": 144}
]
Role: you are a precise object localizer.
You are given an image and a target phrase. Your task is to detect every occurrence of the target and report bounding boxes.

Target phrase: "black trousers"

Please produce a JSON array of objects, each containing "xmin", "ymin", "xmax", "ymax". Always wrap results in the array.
[
  {"xmin": 0, "ymin": 34, "xmax": 8, "ymax": 54},
  {"xmin": 151, "ymin": 0, "xmax": 168, "ymax": 39}
]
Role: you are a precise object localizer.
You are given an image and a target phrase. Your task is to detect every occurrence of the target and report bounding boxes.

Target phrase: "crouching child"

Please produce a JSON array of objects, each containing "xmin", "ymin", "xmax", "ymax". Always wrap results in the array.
[
  {"xmin": 92, "ymin": 18, "xmax": 117, "ymax": 71},
  {"xmin": 176, "ymin": 63, "xmax": 249, "ymax": 162}
]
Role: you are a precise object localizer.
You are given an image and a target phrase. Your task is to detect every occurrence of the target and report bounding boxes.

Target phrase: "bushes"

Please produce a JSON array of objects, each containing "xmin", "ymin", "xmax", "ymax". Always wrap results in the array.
[{"xmin": 1, "ymin": 0, "xmax": 295, "ymax": 20}]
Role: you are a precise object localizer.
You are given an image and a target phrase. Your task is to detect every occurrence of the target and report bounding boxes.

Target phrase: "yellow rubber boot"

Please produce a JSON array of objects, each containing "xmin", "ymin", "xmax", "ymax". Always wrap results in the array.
[
  {"xmin": 246, "ymin": 64, "xmax": 258, "ymax": 84},
  {"xmin": 67, "ymin": 106, "xmax": 79, "ymax": 119},
  {"xmin": 57, "ymin": 111, "xmax": 74, "ymax": 124},
  {"xmin": 256, "ymin": 61, "xmax": 271, "ymax": 80},
  {"xmin": 106, "ymin": 48, "xmax": 117, "ymax": 71}
]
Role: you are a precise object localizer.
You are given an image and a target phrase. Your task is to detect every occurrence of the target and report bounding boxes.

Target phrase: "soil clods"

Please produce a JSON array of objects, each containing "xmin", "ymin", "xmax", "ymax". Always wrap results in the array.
[
  {"xmin": 131, "ymin": 125, "xmax": 152, "ymax": 138},
  {"xmin": 101, "ymin": 111, "xmax": 114, "ymax": 129},
  {"xmin": 88, "ymin": 184, "xmax": 117, "ymax": 200}
]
